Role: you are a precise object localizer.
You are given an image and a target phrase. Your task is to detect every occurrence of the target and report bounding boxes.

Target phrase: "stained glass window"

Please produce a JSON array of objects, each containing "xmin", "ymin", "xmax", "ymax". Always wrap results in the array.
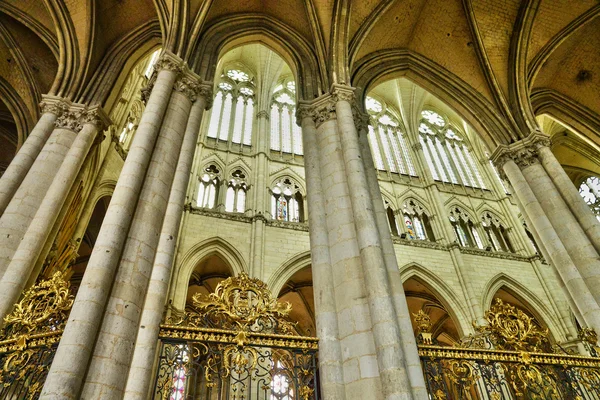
[
  {"xmin": 206, "ymin": 72, "xmax": 254, "ymax": 145},
  {"xmin": 270, "ymin": 178, "xmax": 303, "ymax": 222},
  {"xmin": 481, "ymin": 212, "xmax": 513, "ymax": 252},
  {"xmin": 449, "ymin": 207, "xmax": 483, "ymax": 249},
  {"xmin": 403, "ymin": 199, "xmax": 435, "ymax": 241},
  {"xmin": 579, "ymin": 176, "xmax": 600, "ymax": 221},
  {"xmin": 271, "ymin": 81, "xmax": 303, "ymax": 155},
  {"xmin": 418, "ymin": 110, "xmax": 486, "ymax": 188},
  {"xmin": 197, "ymin": 165, "xmax": 220, "ymax": 209},
  {"xmin": 224, "ymin": 169, "xmax": 247, "ymax": 213}
]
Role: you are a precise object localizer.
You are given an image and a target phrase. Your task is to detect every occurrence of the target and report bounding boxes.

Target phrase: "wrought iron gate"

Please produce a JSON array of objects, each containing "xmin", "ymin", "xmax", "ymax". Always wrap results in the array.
[
  {"xmin": 153, "ymin": 273, "xmax": 319, "ymax": 400},
  {"xmin": 416, "ymin": 299, "xmax": 600, "ymax": 399}
]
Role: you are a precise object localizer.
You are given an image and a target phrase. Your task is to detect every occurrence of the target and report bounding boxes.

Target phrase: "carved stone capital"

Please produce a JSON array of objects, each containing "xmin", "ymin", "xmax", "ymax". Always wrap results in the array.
[
  {"xmin": 305, "ymin": 94, "xmax": 337, "ymax": 127},
  {"xmin": 174, "ymin": 75, "xmax": 200, "ymax": 102},
  {"xmin": 154, "ymin": 51, "xmax": 184, "ymax": 74},
  {"xmin": 352, "ymin": 110, "xmax": 370, "ymax": 133},
  {"xmin": 39, "ymin": 95, "xmax": 69, "ymax": 116},
  {"xmin": 140, "ymin": 73, "xmax": 156, "ymax": 105},
  {"xmin": 196, "ymin": 82, "xmax": 214, "ymax": 109},
  {"xmin": 331, "ymin": 83, "xmax": 355, "ymax": 103},
  {"xmin": 490, "ymin": 130, "xmax": 551, "ymax": 174},
  {"xmin": 55, "ymin": 105, "xmax": 86, "ymax": 131},
  {"xmin": 80, "ymin": 106, "xmax": 112, "ymax": 130},
  {"xmin": 412, "ymin": 142, "xmax": 423, "ymax": 151},
  {"xmin": 257, "ymin": 110, "xmax": 270, "ymax": 120},
  {"xmin": 295, "ymin": 104, "xmax": 313, "ymax": 126}
]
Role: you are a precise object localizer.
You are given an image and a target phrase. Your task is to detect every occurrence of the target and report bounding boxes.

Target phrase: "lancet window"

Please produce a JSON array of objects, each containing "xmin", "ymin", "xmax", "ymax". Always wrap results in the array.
[
  {"xmin": 207, "ymin": 69, "xmax": 255, "ymax": 146},
  {"xmin": 579, "ymin": 176, "xmax": 600, "ymax": 221},
  {"xmin": 418, "ymin": 110, "xmax": 485, "ymax": 188},
  {"xmin": 449, "ymin": 206, "xmax": 484, "ymax": 249},
  {"xmin": 402, "ymin": 199, "xmax": 435, "ymax": 241},
  {"xmin": 481, "ymin": 212, "xmax": 514, "ymax": 252},
  {"xmin": 522, "ymin": 221, "xmax": 542, "ymax": 255},
  {"xmin": 224, "ymin": 169, "xmax": 248, "ymax": 213},
  {"xmin": 384, "ymin": 199, "xmax": 400, "ymax": 236},
  {"xmin": 197, "ymin": 164, "xmax": 221, "ymax": 209},
  {"xmin": 365, "ymin": 97, "xmax": 416, "ymax": 176},
  {"xmin": 270, "ymin": 79, "xmax": 303, "ymax": 155},
  {"xmin": 270, "ymin": 177, "xmax": 303, "ymax": 222}
]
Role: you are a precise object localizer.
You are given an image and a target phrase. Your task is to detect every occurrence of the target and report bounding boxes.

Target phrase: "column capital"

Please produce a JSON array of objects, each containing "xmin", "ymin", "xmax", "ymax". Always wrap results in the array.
[
  {"xmin": 257, "ymin": 110, "xmax": 270, "ymax": 120},
  {"xmin": 154, "ymin": 50, "xmax": 184, "ymax": 74},
  {"xmin": 80, "ymin": 106, "xmax": 112, "ymax": 130},
  {"xmin": 490, "ymin": 130, "xmax": 551, "ymax": 172},
  {"xmin": 55, "ymin": 104, "xmax": 86, "ymax": 131},
  {"xmin": 173, "ymin": 74, "xmax": 200, "ymax": 103},
  {"xmin": 352, "ymin": 109, "xmax": 370, "ymax": 134},
  {"xmin": 39, "ymin": 95, "xmax": 70, "ymax": 116},
  {"xmin": 296, "ymin": 95, "xmax": 336, "ymax": 127},
  {"xmin": 196, "ymin": 82, "xmax": 214, "ymax": 109},
  {"xmin": 330, "ymin": 83, "xmax": 356, "ymax": 103}
]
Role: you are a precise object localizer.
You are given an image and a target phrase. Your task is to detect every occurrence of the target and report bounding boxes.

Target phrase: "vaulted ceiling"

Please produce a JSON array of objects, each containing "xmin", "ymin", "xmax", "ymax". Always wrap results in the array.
[{"xmin": 1, "ymin": 0, "xmax": 598, "ymax": 173}]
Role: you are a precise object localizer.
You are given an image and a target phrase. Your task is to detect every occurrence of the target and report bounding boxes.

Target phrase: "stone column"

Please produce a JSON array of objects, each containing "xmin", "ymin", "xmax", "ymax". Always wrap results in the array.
[
  {"xmin": 250, "ymin": 110, "xmax": 269, "ymax": 277},
  {"xmin": 297, "ymin": 104, "xmax": 346, "ymax": 400},
  {"xmin": 536, "ymin": 140, "xmax": 600, "ymax": 254},
  {"xmin": 331, "ymin": 84, "xmax": 413, "ymax": 399},
  {"xmin": 0, "ymin": 96, "xmax": 68, "ymax": 215},
  {"xmin": 355, "ymin": 113, "xmax": 427, "ymax": 397},
  {"xmin": 0, "ymin": 106, "xmax": 80, "ymax": 279},
  {"xmin": 124, "ymin": 83, "xmax": 210, "ymax": 400},
  {"xmin": 516, "ymin": 139, "xmax": 600, "ymax": 305},
  {"xmin": 497, "ymin": 156, "xmax": 600, "ymax": 334},
  {"xmin": 40, "ymin": 52, "xmax": 183, "ymax": 400},
  {"xmin": 81, "ymin": 72, "xmax": 197, "ymax": 399},
  {"xmin": 0, "ymin": 106, "xmax": 110, "ymax": 320}
]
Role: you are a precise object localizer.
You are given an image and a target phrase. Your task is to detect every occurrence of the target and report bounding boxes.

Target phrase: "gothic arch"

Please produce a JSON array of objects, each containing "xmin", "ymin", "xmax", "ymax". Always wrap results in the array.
[
  {"xmin": 269, "ymin": 169, "xmax": 306, "ymax": 195},
  {"xmin": 352, "ymin": 49, "xmax": 514, "ymax": 148},
  {"xmin": 0, "ymin": 76, "xmax": 33, "ymax": 148},
  {"xmin": 482, "ymin": 273, "xmax": 566, "ymax": 342},
  {"xmin": 268, "ymin": 250, "xmax": 312, "ymax": 296},
  {"xmin": 171, "ymin": 237, "xmax": 247, "ymax": 310},
  {"xmin": 400, "ymin": 263, "xmax": 472, "ymax": 337},
  {"xmin": 190, "ymin": 14, "xmax": 323, "ymax": 100}
]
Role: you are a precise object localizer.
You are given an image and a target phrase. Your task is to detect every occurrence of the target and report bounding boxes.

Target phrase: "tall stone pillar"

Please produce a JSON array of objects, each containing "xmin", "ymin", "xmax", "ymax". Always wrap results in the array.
[
  {"xmin": 0, "ymin": 96, "xmax": 67, "ymax": 215},
  {"xmin": 250, "ymin": 109, "xmax": 269, "ymax": 277},
  {"xmin": 0, "ymin": 104, "xmax": 81, "ymax": 278},
  {"xmin": 0, "ymin": 106, "xmax": 110, "ymax": 320},
  {"xmin": 297, "ymin": 104, "xmax": 346, "ymax": 400},
  {"xmin": 492, "ymin": 151, "xmax": 600, "ymax": 334},
  {"xmin": 124, "ymin": 83, "xmax": 211, "ymax": 400},
  {"xmin": 536, "ymin": 140, "xmax": 600, "ymax": 254},
  {"xmin": 355, "ymin": 112, "xmax": 427, "ymax": 397},
  {"xmin": 81, "ymin": 72, "xmax": 198, "ymax": 399},
  {"xmin": 40, "ymin": 52, "xmax": 184, "ymax": 400},
  {"xmin": 301, "ymin": 86, "xmax": 416, "ymax": 400}
]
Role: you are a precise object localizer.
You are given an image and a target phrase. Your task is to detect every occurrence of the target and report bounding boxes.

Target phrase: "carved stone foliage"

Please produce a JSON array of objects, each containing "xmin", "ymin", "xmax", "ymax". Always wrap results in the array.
[
  {"xmin": 55, "ymin": 107, "xmax": 85, "ymax": 131},
  {"xmin": 40, "ymin": 97, "xmax": 69, "ymax": 116}
]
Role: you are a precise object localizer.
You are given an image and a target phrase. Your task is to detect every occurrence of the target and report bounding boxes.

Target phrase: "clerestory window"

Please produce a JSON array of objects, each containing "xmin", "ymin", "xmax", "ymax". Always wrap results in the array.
[
  {"xmin": 270, "ymin": 79, "xmax": 303, "ymax": 155},
  {"xmin": 207, "ymin": 69, "xmax": 254, "ymax": 146},
  {"xmin": 481, "ymin": 212, "xmax": 514, "ymax": 252},
  {"xmin": 418, "ymin": 110, "xmax": 485, "ymax": 188},
  {"xmin": 365, "ymin": 97, "xmax": 417, "ymax": 176},
  {"xmin": 579, "ymin": 176, "xmax": 600, "ymax": 221},
  {"xmin": 402, "ymin": 199, "xmax": 435, "ymax": 241},
  {"xmin": 449, "ymin": 207, "xmax": 483, "ymax": 249},
  {"xmin": 270, "ymin": 178, "xmax": 304, "ymax": 222}
]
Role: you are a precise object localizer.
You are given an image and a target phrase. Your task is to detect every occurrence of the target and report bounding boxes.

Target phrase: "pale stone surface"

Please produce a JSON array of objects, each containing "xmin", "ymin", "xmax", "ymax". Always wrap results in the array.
[
  {"xmin": 124, "ymin": 95, "xmax": 205, "ymax": 399},
  {"xmin": 40, "ymin": 66, "xmax": 179, "ymax": 400},
  {"xmin": 0, "ymin": 115, "xmax": 102, "ymax": 320},
  {"xmin": 300, "ymin": 110, "xmax": 346, "ymax": 400},
  {"xmin": 81, "ymin": 88, "xmax": 192, "ymax": 399},
  {"xmin": 0, "ymin": 109, "xmax": 59, "ymax": 215},
  {"xmin": 503, "ymin": 159, "xmax": 600, "ymax": 334},
  {"xmin": 0, "ymin": 126, "xmax": 76, "ymax": 279}
]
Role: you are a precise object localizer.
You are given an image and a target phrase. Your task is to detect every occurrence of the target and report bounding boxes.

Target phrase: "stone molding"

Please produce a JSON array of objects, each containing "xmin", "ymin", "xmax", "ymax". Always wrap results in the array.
[
  {"xmin": 392, "ymin": 237, "xmax": 447, "ymax": 250},
  {"xmin": 490, "ymin": 130, "xmax": 552, "ymax": 173},
  {"xmin": 265, "ymin": 219, "xmax": 309, "ymax": 232},
  {"xmin": 458, "ymin": 246, "xmax": 529, "ymax": 261},
  {"xmin": 39, "ymin": 95, "xmax": 70, "ymax": 116}
]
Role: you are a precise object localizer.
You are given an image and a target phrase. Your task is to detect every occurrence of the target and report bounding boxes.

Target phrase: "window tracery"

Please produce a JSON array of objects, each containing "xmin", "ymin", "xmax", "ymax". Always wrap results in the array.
[
  {"xmin": 402, "ymin": 199, "xmax": 435, "ymax": 241},
  {"xmin": 449, "ymin": 206, "xmax": 483, "ymax": 249},
  {"xmin": 481, "ymin": 211, "xmax": 514, "ymax": 252},
  {"xmin": 579, "ymin": 176, "xmax": 600, "ymax": 221},
  {"xmin": 418, "ymin": 110, "xmax": 486, "ymax": 188},
  {"xmin": 270, "ymin": 177, "xmax": 303, "ymax": 222},
  {"xmin": 197, "ymin": 164, "xmax": 221, "ymax": 209},
  {"xmin": 224, "ymin": 169, "xmax": 248, "ymax": 213},
  {"xmin": 270, "ymin": 78, "xmax": 302, "ymax": 155},
  {"xmin": 365, "ymin": 97, "xmax": 417, "ymax": 176},
  {"xmin": 207, "ymin": 69, "xmax": 255, "ymax": 146}
]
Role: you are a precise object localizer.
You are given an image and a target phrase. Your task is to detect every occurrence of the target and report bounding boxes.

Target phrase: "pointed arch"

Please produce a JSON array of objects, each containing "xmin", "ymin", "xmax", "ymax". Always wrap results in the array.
[
  {"xmin": 171, "ymin": 237, "xmax": 247, "ymax": 310},
  {"xmin": 482, "ymin": 273, "xmax": 566, "ymax": 342},
  {"xmin": 352, "ymin": 49, "xmax": 515, "ymax": 147},
  {"xmin": 400, "ymin": 263, "xmax": 473, "ymax": 337},
  {"xmin": 268, "ymin": 251, "xmax": 312, "ymax": 296}
]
